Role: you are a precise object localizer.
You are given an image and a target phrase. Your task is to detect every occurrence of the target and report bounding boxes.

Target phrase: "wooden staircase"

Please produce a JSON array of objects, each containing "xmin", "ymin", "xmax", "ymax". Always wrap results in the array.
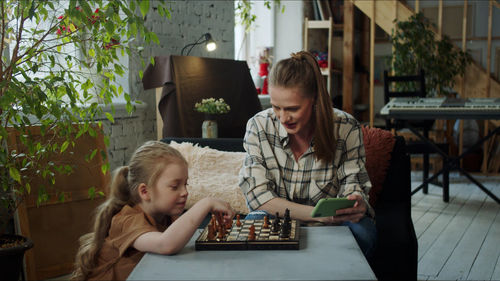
[
  {"xmin": 351, "ymin": 0, "xmax": 500, "ymax": 172},
  {"xmin": 353, "ymin": 0, "xmax": 500, "ymax": 106}
]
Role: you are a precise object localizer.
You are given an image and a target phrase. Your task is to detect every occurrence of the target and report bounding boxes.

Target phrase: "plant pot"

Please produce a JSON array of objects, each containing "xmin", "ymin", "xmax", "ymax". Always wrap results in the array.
[
  {"xmin": 0, "ymin": 234, "xmax": 34, "ymax": 281},
  {"xmin": 202, "ymin": 119, "xmax": 218, "ymax": 138}
]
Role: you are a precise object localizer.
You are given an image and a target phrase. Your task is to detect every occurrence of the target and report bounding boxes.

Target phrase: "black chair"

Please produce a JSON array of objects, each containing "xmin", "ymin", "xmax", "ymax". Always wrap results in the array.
[{"xmin": 383, "ymin": 70, "xmax": 449, "ymax": 196}]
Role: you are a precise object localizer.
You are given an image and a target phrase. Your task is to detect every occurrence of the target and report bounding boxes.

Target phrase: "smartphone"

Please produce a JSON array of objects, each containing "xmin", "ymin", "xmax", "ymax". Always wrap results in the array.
[{"xmin": 311, "ymin": 198, "xmax": 356, "ymax": 217}]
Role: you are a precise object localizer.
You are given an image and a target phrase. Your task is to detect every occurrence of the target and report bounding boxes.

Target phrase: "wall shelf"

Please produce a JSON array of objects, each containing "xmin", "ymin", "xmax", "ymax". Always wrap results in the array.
[{"xmin": 304, "ymin": 17, "xmax": 336, "ymax": 95}]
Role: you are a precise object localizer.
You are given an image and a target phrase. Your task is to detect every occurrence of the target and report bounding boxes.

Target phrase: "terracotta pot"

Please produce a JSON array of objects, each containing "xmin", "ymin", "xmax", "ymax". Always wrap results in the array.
[{"xmin": 0, "ymin": 234, "xmax": 34, "ymax": 281}]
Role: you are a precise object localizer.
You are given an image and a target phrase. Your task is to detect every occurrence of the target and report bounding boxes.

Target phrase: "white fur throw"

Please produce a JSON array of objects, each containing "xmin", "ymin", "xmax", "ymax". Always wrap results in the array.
[{"xmin": 169, "ymin": 141, "xmax": 250, "ymax": 214}]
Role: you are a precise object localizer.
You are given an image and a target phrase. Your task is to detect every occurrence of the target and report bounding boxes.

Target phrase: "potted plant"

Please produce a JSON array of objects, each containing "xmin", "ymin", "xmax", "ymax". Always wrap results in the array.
[
  {"xmin": 388, "ymin": 12, "xmax": 472, "ymax": 96},
  {"xmin": 194, "ymin": 98, "xmax": 231, "ymax": 138},
  {"xmin": 0, "ymin": 0, "xmax": 168, "ymax": 279}
]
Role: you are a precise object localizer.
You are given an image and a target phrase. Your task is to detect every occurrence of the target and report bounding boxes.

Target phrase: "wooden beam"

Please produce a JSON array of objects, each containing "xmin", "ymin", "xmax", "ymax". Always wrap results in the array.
[
  {"xmin": 415, "ymin": 0, "xmax": 420, "ymax": 13},
  {"xmin": 487, "ymin": 1, "xmax": 493, "ymax": 95},
  {"xmin": 343, "ymin": 1, "xmax": 354, "ymax": 114},
  {"xmin": 435, "ymin": 0, "xmax": 444, "ymax": 141},
  {"xmin": 483, "ymin": 0, "xmax": 494, "ymax": 173},
  {"xmin": 303, "ymin": 17, "xmax": 309, "ymax": 50},
  {"xmin": 438, "ymin": 0, "xmax": 443, "ymax": 39},
  {"xmin": 156, "ymin": 87, "xmax": 163, "ymax": 140},
  {"xmin": 459, "ymin": 0, "xmax": 468, "ymax": 166},
  {"xmin": 360, "ymin": 8, "xmax": 370, "ymax": 122},
  {"xmin": 369, "ymin": 0, "xmax": 375, "ymax": 127},
  {"xmin": 328, "ymin": 17, "xmax": 333, "ymax": 96},
  {"xmin": 354, "ymin": 0, "xmax": 412, "ymax": 36},
  {"xmin": 391, "ymin": 0, "xmax": 397, "ymax": 75}
]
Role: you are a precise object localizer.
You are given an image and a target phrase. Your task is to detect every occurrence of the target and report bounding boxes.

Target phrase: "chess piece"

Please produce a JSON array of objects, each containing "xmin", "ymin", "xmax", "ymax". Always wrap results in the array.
[
  {"xmin": 210, "ymin": 215, "xmax": 217, "ymax": 235},
  {"xmin": 207, "ymin": 224, "xmax": 215, "ymax": 240},
  {"xmin": 263, "ymin": 215, "xmax": 269, "ymax": 228},
  {"xmin": 217, "ymin": 225, "xmax": 224, "ymax": 239},
  {"xmin": 283, "ymin": 208, "xmax": 292, "ymax": 232},
  {"xmin": 236, "ymin": 214, "xmax": 242, "ymax": 227},
  {"xmin": 284, "ymin": 208, "xmax": 290, "ymax": 223},
  {"xmin": 275, "ymin": 212, "xmax": 280, "ymax": 225},
  {"xmin": 248, "ymin": 224, "xmax": 256, "ymax": 240},
  {"xmin": 280, "ymin": 221, "xmax": 290, "ymax": 238},
  {"xmin": 272, "ymin": 217, "xmax": 280, "ymax": 233}
]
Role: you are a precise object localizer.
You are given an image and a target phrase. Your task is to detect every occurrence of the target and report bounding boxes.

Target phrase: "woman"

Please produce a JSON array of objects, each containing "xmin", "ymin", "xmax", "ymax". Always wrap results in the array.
[{"xmin": 239, "ymin": 51, "xmax": 376, "ymax": 259}]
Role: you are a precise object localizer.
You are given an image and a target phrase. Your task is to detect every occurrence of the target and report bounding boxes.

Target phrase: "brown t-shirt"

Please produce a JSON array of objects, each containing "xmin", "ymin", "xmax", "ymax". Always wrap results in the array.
[{"xmin": 88, "ymin": 204, "xmax": 169, "ymax": 281}]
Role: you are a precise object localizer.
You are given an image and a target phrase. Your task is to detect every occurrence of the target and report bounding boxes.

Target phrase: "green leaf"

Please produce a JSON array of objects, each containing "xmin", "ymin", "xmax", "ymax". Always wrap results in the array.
[
  {"xmin": 129, "ymin": 22, "xmax": 137, "ymax": 36},
  {"xmin": 89, "ymin": 149, "xmax": 98, "ymax": 160},
  {"xmin": 89, "ymin": 48, "xmax": 96, "ymax": 57},
  {"xmin": 105, "ymin": 112, "xmax": 115, "ymax": 123},
  {"xmin": 10, "ymin": 167, "xmax": 21, "ymax": 183},
  {"xmin": 101, "ymin": 162, "xmax": 109, "ymax": 175},
  {"xmin": 139, "ymin": 0, "xmax": 149, "ymax": 17},
  {"xmin": 88, "ymin": 186, "xmax": 96, "ymax": 199},
  {"xmin": 61, "ymin": 141, "xmax": 70, "ymax": 153}
]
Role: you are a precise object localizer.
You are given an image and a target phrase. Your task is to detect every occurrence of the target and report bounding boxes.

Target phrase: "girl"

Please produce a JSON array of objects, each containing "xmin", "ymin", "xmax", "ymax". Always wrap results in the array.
[
  {"xmin": 239, "ymin": 51, "xmax": 377, "ymax": 260},
  {"xmin": 72, "ymin": 141, "xmax": 234, "ymax": 280}
]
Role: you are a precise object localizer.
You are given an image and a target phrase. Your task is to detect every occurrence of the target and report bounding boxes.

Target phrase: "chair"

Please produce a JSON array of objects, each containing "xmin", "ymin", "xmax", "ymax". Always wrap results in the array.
[{"xmin": 383, "ymin": 70, "xmax": 449, "ymax": 196}]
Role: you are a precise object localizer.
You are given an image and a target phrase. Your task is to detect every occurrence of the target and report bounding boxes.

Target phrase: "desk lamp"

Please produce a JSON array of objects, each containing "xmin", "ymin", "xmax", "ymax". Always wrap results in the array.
[{"xmin": 181, "ymin": 33, "xmax": 217, "ymax": 56}]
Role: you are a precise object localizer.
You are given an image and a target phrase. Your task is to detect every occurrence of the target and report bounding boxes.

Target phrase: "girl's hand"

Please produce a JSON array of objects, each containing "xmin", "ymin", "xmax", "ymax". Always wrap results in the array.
[
  {"xmin": 317, "ymin": 194, "xmax": 367, "ymax": 224},
  {"xmin": 206, "ymin": 197, "xmax": 235, "ymax": 224}
]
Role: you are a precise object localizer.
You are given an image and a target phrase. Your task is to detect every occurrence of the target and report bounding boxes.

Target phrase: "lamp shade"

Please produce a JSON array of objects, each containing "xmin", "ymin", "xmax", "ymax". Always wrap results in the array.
[{"xmin": 181, "ymin": 33, "xmax": 217, "ymax": 56}]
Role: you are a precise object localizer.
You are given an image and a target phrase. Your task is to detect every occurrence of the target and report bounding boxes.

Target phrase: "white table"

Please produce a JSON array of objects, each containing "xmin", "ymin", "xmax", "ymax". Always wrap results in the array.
[{"xmin": 128, "ymin": 226, "xmax": 376, "ymax": 280}]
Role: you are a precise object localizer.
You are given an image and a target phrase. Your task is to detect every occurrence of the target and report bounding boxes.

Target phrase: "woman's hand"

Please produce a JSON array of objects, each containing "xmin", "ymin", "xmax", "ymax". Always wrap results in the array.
[{"xmin": 318, "ymin": 194, "xmax": 367, "ymax": 224}]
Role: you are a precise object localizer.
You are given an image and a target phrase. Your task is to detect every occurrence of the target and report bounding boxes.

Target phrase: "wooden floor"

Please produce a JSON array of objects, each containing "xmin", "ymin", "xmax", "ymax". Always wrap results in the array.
[{"xmin": 411, "ymin": 172, "xmax": 500, "ymax": 281}]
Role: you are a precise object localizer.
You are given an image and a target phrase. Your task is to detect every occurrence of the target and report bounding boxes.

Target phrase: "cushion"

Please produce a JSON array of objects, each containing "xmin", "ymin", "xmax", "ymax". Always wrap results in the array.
[
  {"xmin": 170, "ymin": 125, "xmax": 396, "ymax": 213},
  {"xmin": 169, "ymin": 141, "xmax": 250, "ymax": 214},
  {"xmin": 362, "ymin": 126, "xmax": 396, "ymax": 207}
]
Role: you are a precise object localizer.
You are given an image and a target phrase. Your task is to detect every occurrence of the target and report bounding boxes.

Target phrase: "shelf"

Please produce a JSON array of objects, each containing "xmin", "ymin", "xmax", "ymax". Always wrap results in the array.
[
  {"xmin": 305, "ymin": 20, "xmax": 343, "ymax": 30},
  {"xmin": 307, "ymin": 20, "xmax": 330, "ymax": 29},
  {"xmin": 304, "ymin": 17, "xmax": 338, "ymax": 96}
]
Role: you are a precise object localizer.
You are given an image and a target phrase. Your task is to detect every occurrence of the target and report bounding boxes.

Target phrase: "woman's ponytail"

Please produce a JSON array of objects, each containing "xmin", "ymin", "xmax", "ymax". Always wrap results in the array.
[{"xmin": 269, "ymin": 51, "xmax": 336, "ymax": 163}]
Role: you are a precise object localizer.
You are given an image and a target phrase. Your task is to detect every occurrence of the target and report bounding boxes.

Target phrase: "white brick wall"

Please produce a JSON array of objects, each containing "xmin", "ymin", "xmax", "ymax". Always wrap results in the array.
[{"xmin": 105, "ymin": 1, "xmax": 234, "ymax": 172}]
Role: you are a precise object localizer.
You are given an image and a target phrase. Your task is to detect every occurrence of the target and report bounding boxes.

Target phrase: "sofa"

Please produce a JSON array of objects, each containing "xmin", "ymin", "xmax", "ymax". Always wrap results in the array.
[{"xmin": 162, "ymin": 129, "xmax": 417, "ymax": 281}]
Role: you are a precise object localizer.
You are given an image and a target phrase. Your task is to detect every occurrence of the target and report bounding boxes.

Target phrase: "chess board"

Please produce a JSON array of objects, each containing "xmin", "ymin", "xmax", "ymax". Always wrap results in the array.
[{"xmin": 195, "ymin": 218, "xmax": 300, "ymax": 250}]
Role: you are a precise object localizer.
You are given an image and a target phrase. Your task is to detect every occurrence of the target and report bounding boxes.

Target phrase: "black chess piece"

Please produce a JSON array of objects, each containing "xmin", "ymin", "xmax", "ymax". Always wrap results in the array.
[
  {"xmin": 282, "ymin": 208, "xmax": 291, "ymax": 233},
  {"xmin": 280, "ymin": 221, "xmax": 290, "ymax": 238},
  {"xmin": 272, "ymin": 218, "xmax": 280, "ymax": 233}
]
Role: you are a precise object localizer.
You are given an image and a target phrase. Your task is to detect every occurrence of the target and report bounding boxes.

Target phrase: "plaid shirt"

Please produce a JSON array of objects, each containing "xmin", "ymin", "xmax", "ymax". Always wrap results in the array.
[{"xmin": 239, "ymin": 108, "xmax": 374, "ymax": 217}]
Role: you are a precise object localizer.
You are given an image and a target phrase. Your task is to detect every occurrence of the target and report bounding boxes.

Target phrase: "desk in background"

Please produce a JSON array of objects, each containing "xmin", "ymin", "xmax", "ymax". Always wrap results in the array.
[{"xmin": 128, "ymin": 226, "xmax": 376, "ymax": 281}]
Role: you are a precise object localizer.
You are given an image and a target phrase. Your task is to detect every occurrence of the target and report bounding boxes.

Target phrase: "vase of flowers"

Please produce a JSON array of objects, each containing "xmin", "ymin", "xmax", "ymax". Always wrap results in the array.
[{"xmin": 194, "ymin": 98, "xmax": 231, "ymax": 138}]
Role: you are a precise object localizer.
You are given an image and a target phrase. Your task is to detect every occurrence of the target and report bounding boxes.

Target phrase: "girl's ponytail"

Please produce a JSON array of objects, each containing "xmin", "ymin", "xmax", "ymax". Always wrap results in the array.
[
  {"xmin": 71, "ymin": 166, "xmax": 132, "ymax": 280},
  {"xmin": 71, "ymin": 141, "xmax": 187, "ymax": 280}
]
